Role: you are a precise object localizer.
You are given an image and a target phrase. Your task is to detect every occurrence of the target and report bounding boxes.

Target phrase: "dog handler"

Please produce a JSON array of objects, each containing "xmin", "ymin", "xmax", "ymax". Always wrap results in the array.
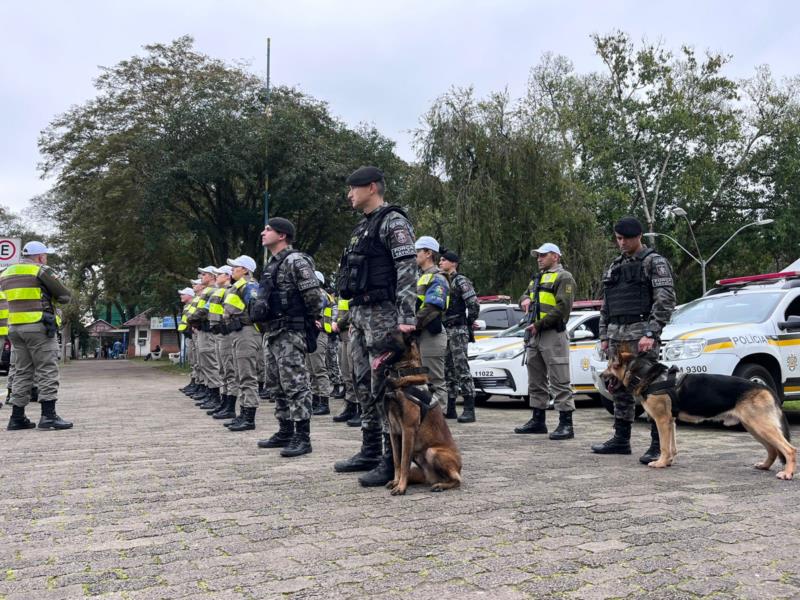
[{"xmin": 591, "ymin": 216, "xmax": 676, "ymax": 463}]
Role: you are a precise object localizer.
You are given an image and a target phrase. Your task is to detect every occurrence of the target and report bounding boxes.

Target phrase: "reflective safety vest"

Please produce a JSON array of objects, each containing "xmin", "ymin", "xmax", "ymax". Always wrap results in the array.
[
  {"xmin": 0, "ymin": 290, "xmax": 8, "ymax": 336},
  {"xmin": 322, "ymin": 292, "xmax": 336, "ymax": 333},
  {"xmin": 0, "ymin": 263, "xmax": 49, "ymax": 325},
  {"xmin": 208, "ymin": 287, "xmax": 226, "ymax": 322},
  {"xmin": 529, "ymin": 271, "xmax": 559, "ymax": 320},
  {"xmin": 177, "ymin": 302, "xmax": 193, "ymax": 332},
  {"xmin": 223, "ymin": 277, "xmax": 248, "ymax": 314},
  {"xmin": 416, "ymin": 272, "xmax": 449, "ymax": 310}
]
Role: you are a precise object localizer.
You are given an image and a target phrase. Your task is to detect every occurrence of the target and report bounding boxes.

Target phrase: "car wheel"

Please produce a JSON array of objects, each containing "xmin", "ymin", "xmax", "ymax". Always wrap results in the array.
[
  {"xmin": 474, "ymin": 392, "xmax": 490, "ymax": 406},
  {"xmin": 733, "ymin": 363, "xmax": 781, "ymax": 404},
  {"xmin": 600, "ymin": 396, "xmax": 645, "ymax": 417}
]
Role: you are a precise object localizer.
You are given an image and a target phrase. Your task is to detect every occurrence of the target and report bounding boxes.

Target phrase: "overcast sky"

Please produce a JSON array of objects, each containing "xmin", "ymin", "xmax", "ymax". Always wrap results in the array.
[{"xmin": 1, "ymin": 0, "xmax": 798, "ymax": 215}]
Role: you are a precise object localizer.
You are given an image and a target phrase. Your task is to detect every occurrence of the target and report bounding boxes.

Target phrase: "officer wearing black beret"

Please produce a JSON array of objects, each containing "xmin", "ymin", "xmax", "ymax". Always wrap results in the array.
[
  {"xmin": 345, "ymin": 166, "xmax": 384, "ymax": 187},
  {"xmin": 267, "ymin": 217, "xmax": 296, "ymax": 241},
  {"xmin": 592, "ymin": 215, "xmax": 676, "ymax": 463}
]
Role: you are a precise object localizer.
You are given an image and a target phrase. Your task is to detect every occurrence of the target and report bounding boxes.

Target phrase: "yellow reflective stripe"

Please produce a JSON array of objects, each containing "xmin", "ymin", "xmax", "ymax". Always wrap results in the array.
[
  {"xmin": 234, "ymin": 278, "xmax": 246, "ymax": 290},
  {"xmin": 55, "ymin": 314, "xmax": 62, "ymax": 327},
  {"xmin": 209, "ymin": 303, "xmax": 225, "ymax": 315},
  {"xmin": 1, "ymin": 264, "xmax": 40, "ymax": 277},
  {"xmin": 9, "ymin": 311, "xmax": 42, "ymax": 325},
  {"xmin": 224, "ymin": 294, "xmax": 246, "ymax": 311},
  {"xmin": 540, "ymin": 272, "xmax": 558, "ymax": 284},
  {"xmin": 5, "ymin": 288, "xmax": 42, "ymax": 301},
  {"xmin": 539, "ymin": 291, "xmax": 556, "ymax": 306},
  {"xmin": 0, "ymin": 327, "xmax": 8, "ymax": 335},
  {"xmin": 324, "ymin": 323, "xmax": 333, "ymax": 333},
  {"xmin": 417, "ymin": 273, "xmax": 433, "ymax": 286},
  {"xmin": 323, "ymin": 307, "xmax": 333, "ymax": 317},
  {"xmin": 0, "ymin": 309, "xmax": 8, "ymax": 318},
  {"xmin": 417, "ymin": 294, "xmax": 425, "ymax": 302},
  {"xmin": 337, "ymin": 299, "xmax": 349, "ymax": 311}
]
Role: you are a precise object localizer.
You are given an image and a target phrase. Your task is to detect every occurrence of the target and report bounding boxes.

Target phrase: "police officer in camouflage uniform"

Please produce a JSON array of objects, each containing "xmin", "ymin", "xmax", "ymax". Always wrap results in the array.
[
  {"xmin": 439, "ymin": 248, "xmax": 480, "ymax": 423},
  {"xmin": 514, "ymin": 243, "xmax": 577, "ymax": 439},
  {"xmin": 330, "ymin": 294, "xmax": 360, "ymax": 425},
  {"xmin": 333, "ymin": 166, "xmax": 417, "ymax": 487},
  {"xmin": 591, "ymin": 217, "xmax": 676, "ymax": 462},
  {"xmin": 308, "ymin": 270, "xmax": 334, "ymax": 416},
  {"xmin": 255, "ymin": 218, "xmax": 324, "ymax": 457}
]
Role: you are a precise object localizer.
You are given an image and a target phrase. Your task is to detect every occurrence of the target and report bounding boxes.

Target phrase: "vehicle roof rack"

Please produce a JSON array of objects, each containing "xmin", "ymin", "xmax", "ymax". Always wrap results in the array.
[{"xmin": 716, "ymin": 271, "xmax": 800, "ymax": 287}]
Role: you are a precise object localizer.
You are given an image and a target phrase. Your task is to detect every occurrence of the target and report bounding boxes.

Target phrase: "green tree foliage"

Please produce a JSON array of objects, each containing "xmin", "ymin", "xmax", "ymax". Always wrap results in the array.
[{"xmin": 37, "ymin": 36, "xmax": 407, "ymax": 318}]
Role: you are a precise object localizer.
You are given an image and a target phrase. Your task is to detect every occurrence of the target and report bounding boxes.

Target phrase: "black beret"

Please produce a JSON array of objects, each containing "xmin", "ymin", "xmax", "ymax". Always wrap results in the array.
[
  {"xmin": 346, "ymin": 166, "xmax": 384, "ymax": 187},
  {"xmin": 614, "ymin": 216, "xmax": 643, "ymax": 238},
  {"xmin": 268, "ymin": 217, "xmax": 296, "ymax": 239},
  {"xmin": 441, "ymin": 248, "xmax": 460, "ymax": 263}
]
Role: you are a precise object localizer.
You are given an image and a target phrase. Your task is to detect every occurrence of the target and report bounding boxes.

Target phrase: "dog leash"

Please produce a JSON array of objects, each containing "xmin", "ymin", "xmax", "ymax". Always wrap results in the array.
[{"xmin": 643, "ymin": 366, "xmax": 683, "ymax": 417}]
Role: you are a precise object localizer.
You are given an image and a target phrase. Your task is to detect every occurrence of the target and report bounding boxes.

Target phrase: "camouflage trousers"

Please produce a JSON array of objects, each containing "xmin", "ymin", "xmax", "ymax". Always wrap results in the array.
[
  {"xmin": 326, "ymin": 334, "xmax": 343, "ymax": 387},
  {"xmin": 215, "ymin": 333, "xmax": 238, "ymax": 396},
  {"xmin": 230, "ymin": 325, "xmax": 261, "ymax": 408},
  {"xmin": 444, "ymin": 325, "xmax": 474, "ymax": 398},
  {"xmin": 338, "ymin": 332, "xmax": 357, "ymax": 405},
  {"xmin": 306, "ymin": 330, "xmax": 332, "ymax": 397},
  {"xmin": 350, "ymin": 301, "xmax": 398, "ymax": 433},
  {"xmin": 258, "ymin": 331, "xmax": 266, "ymax": 384},
  {"xmin": 265, "ymin": 328, "xmax": 312, "ymax": 422},
  {"xmin": 608, "ymin": 338, "xmax": 660, "ymax": 422}
]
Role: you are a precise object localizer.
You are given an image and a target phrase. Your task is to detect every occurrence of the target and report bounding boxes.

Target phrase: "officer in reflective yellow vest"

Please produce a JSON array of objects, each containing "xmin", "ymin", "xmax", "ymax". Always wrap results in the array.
[
  {"xmin": 307, "ymin": 271, "xmax": 334, "ymax": 416},
  {"xmin": 0, "ymin": 241, "xmax": 72, "ymax": 430},
  {"xmin": 414, "ymin": 236, "xmax": 450, "ymax": 410},
  {"xmin": 187, "ymin": 267, "xmax": 223, "ymax": 405},
  {"xmin": 180, "ymin": 279, "xmax": 205, "ymax": 396},
  {"xmin": 0, "ymin": 288, "xmax": 8, "ymax": 409},
  {"xmin": 514, "ymin": 243, "xmax": 576, "ymax": 439},
  {"xmin": 331, "ymin": 295, "xmax": 360, "ymax": 425},
  {"xmin": 202, "ymin": 266, "xmax": 234, "ymax": 416},
  {"xmin": 220, "ymin": 255, "xmax": 262, "ymax": 430},
  {"xmin": 176, "ymin": 285, "xmax": 196, "ymax": 392}
]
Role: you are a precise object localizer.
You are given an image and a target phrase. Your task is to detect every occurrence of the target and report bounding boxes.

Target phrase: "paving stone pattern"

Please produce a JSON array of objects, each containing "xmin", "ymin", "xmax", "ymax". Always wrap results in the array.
[{"xmin": 1, "ymin": 360, "xmax": 800, "ymax": 599}]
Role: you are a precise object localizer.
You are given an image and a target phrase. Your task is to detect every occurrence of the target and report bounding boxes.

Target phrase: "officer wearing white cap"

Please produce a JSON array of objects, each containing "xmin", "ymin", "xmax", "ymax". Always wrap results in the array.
[
  {"xmin": 217, "ymin": 255, "xmax": 262, "ymax": 427},
  {"xmin": 180, "ymin": 279, "xmax": 207, "ymax": 395},
  {"xmin": 0, "ymin": 241, "xmax": 73, "ymax": 430},
  {"xmin": 306, "ymin": 270, "xmax": 334, "ymax": 416},
  {"xmin": 186, "ymin": 266, "xmax": 223, "ymax": 405},
  {"xmin": 200, "ymin": 266, "xmax": 235, "ymax": 416},
  {"xmin": 514, "ymin": 242, "xmax": 577, "ymax": 439},
  {"xmin": 413, "ymin": 235, "xmax": 450, "ymax": 411}
]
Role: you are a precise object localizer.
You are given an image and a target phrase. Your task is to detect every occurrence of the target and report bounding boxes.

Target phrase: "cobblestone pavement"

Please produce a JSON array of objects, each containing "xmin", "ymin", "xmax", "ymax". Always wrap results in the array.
[{"xmin": 2, "ymin": 360, "xmax": 800, "ymax": 599}]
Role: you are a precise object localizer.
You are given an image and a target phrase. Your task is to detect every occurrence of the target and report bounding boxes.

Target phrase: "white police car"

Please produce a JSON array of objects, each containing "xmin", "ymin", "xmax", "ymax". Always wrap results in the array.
[
  {"xmin": 469, "ymin": 304, "xmax": 602, "ymax": 404},
  {"xmin": 589, "ymin": 270, "xmax": 800, "ymax": 409}
]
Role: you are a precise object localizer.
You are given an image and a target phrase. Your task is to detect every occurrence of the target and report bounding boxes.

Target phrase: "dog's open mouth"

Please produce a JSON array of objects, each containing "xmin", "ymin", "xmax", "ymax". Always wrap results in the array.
[
  {"xmin": 371, "ymin": 351, "xmax": 395, "ymax": 371},
  {"xmin": 605, "ymin": 375, "xmax": 621, "ymax": 393}
]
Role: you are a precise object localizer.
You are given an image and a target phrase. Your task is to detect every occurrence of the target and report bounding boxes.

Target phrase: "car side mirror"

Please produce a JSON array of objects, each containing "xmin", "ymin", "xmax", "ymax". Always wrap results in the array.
[
  {"xmin": 474, "ymin": 319, "xmax": 486, "ymax": 331},
  {"xmin": 779, "ymin": 315, "xmax": 800, "ymax": 331},
  {"xmin": 571, "ymin": 329, "xmax": 595, "ymax": 341}
]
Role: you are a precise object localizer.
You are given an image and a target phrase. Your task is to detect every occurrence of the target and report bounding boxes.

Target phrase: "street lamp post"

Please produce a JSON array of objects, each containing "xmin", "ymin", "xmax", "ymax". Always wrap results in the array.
[{"xmin": 645, "ymin": 215, "xmax": 774, "ymax": 295}]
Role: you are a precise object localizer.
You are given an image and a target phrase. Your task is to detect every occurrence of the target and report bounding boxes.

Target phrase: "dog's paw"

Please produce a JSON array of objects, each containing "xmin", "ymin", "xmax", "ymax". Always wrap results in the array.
[
  {"xmin": 776, "ymin": 470, "xmax": 794, "ymax": 480},
  {"xmin": 385, "ymin": 479, "xmax": 398, "ymax": 489},
  {"xmin": 430, "ymin": 485, "xmax": 445, "ymax": 493},
  {"xmin": 754, "ymin": 461, "xmax": 771, "ymax": 471},
  {"xmin": 390, "ymin": 485, "xmax": 407, "ymax": 496}
]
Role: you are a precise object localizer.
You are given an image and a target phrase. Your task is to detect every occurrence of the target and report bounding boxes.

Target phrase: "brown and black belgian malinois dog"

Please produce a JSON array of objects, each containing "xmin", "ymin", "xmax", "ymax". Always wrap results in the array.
[
  {"xmin": 371, "ymin": 331, "xmax": 462, "ymax": 495},
  {"xmin": 604, "ymin": 352, "xmax": 796, "ymax": 480}
]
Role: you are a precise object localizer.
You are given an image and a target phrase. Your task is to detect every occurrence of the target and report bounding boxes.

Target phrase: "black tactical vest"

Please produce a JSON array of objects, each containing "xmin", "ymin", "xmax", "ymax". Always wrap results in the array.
[
  {"xmin": 338, "ymin": 205, "xmax": 409, "ymax": 305},
  {"xmin": 603, "ymin": 248, "xmax": 655, "ymax": 324},
  {"xmin": 263, "ymin": 251, "xmax": 307, "ymax": 322},
  {"xmin": 444, "ymin": 273, "xmax": 467, "ymax": 325}
]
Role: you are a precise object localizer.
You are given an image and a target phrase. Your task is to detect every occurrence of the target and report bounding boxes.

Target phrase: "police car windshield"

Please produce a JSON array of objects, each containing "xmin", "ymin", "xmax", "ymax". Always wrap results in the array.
[
  {"xmin": 670, "ymin": 292, "xmax": 783, "ymax": 325},
  {"xmin": 497, "ymin": 314, "xmax": 585, "ymax": 338}
]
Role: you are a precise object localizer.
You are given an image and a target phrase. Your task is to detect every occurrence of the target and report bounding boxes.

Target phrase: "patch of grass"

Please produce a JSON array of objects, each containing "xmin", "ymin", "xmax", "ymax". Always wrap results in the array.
[{"xmin": 110, "ymin": 568, "xmax": 129, "ymax": 580}]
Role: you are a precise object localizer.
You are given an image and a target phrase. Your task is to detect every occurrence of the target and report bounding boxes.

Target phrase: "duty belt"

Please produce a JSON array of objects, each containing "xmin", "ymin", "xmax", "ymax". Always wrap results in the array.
[
  {"xmin": 609, "ymin": 314, "xmax": 648, "ymax": 325},
  {"xmin": 349, "ymin": 288, "xmax": 393, "ymax": 307}
]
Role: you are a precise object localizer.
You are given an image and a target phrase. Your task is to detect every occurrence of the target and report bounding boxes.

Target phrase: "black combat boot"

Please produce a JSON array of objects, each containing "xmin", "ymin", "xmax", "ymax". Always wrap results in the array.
[
  {"xmin": 591, "ymin": 419, "xmax": 632, "ymax": 454},
  {"xmin": 37, "ymin": 400, "xmax": 73, "ymax": 430},
  {"xmin": 224, "ymin": 406, "xmax": 244, "ymax": 428},
  {"xmin": 213, "ymin": 395, "xmax": 237, "ymax": 419},
  {"xmin": 258, "ymin": 419, "xmax": 294, "ymax": 448},
  {"xmin": 228, "ymin": 406, "xmax": 256, "ymax": 432},
  {"xmin": 358, "ymin": 434, "xmax": 395, "ymax": 487},
  {"xmin": 280, "ymin": 419, "xmax": 312, "ymax": 457},
  {"xmin": 258, "ymin": 382, "xmax": 270, "ymax": 400},
  {"xmin": 7, "ymin": 404, "xmax": 36, "ymax": 430},
  {"xmin": 199, "ymin": 387, "xmax": 221, "ymax": 409},
  {"xmin": 313, "ymin": 396, "xmax": 330, "ymax": 416},
  {"xmin": 333, "ymin": 384, "xmax": 345, "ymax": 399},
  {"xmin": 191, "ymin": 385, "xmax": 210, "ymax": 403},
  {"xmin": 549, "ymin": 410, "xmax": 574, "ymax": 440},
  {"xmin": 346, "ymin": 403, "xmax": 362, "ymax": 428},
  {"xmin": 445, "ymin": 395, "xmax": 458, "ymax": 419},
  {"xmin": 332, "ymin": 401, "xmax": 358, "ymax": 422},
  {"xmin": 31, "ymin": 387, "xmax": 39, "ymax": 403},
  {"xmin": 334, "ymin": 428, "xmax": 382, "ymax": 472},
  {"xmin": 310, "ymin": 394, "xmax": 320, "ymax": 413},
  {"xmin": 639, "ymin": 421, "xmax": 661, "ymax": 464},
  {"xmin": 514, "ymin": 408, "xmax": 548, "ymax": 434},
  {"xmin": 205, "ymin": 393, "xmax": 226, "ymax": 415},
  {"xmin": 458, "ymin": 394, "xmax": 476, "ymax": 423},
  {"xmin": 179, "ymin": 379, "xmax": 195, "ymax": 393}
]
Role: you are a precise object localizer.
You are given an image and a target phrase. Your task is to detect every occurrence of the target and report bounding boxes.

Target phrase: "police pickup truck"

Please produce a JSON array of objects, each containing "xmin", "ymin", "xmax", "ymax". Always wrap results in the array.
[{"xmin": 590, "ymin": 270, "xmax": 800, "ymax": 407}]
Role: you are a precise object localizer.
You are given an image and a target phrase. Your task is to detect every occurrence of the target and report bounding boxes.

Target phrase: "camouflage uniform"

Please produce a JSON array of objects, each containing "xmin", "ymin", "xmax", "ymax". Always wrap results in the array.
[
  {"xmin": 599, "ymin": 245, "xmax": 676, "ymax": 422},
  {"xmin": 327, "ymin": 334, "xmax": 343, "ymax": 389},
  {"xmin": 263, "ymin": 248, "xmax": 324, "ymax": 422},
  {"xmin": 416, "ymin": 265, "xmax": 449, "ymax": 408},
  {"xmin": 444, "ymin": 272, "xmax": 480, "ymax": 399},
  {"xmin": 335, "ymin": 299, "xmax": 357, "ymax": 408}
]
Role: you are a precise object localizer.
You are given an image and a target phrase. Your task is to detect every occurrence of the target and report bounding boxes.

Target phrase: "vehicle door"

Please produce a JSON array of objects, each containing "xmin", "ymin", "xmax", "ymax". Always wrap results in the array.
[
  {"xmin": 775, "ymin": 291, "xmax": 800, "ymax": 399},
  {"xmin": 569, "ymin": 314, "xmax": 600, "ymax": 392}
]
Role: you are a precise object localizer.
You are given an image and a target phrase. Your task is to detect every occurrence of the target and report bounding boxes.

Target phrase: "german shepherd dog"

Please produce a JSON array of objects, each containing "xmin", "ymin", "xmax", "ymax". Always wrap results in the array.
[
  {"xmin": 371, "ymin": 332, "xmax": 462, "ymax": 495},
  {"xmin": 605, "ymin": 352, "xmax": 796, "ymax": 480}
]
